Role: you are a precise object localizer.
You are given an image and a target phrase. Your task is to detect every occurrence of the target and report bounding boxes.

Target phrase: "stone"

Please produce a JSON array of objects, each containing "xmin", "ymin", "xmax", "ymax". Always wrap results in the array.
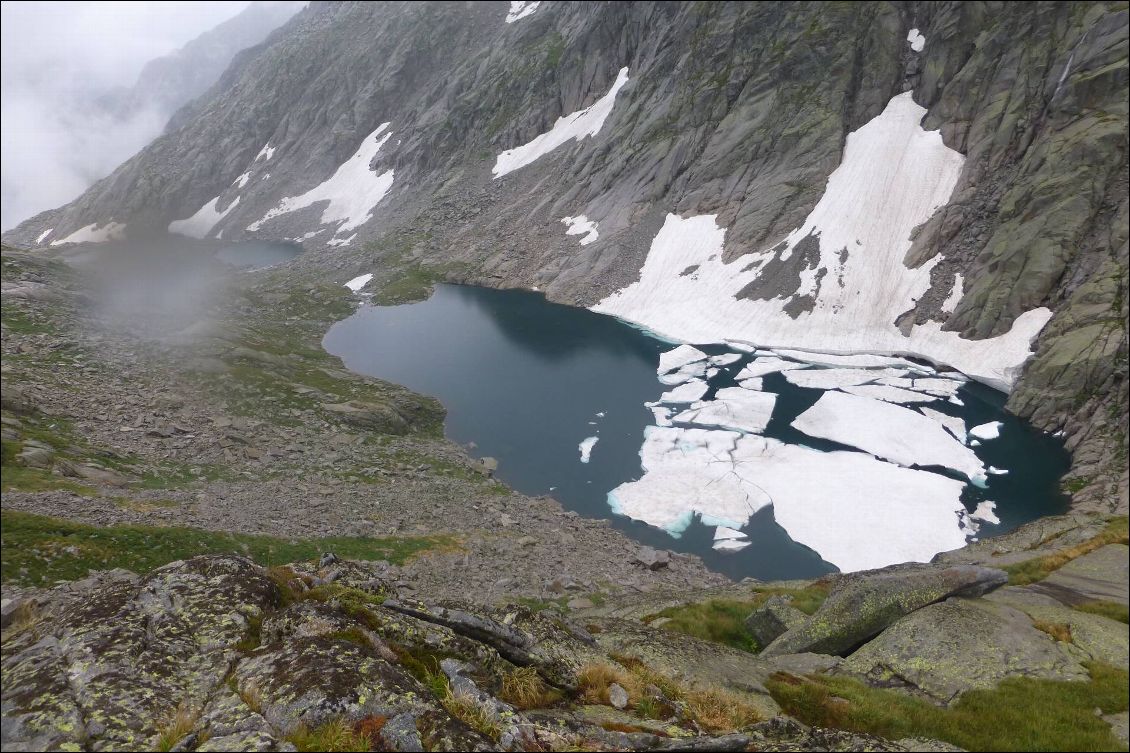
[
  {"xmin": 763, "ymin": 564, "xmax": 1009, "ymax": 657},
  {"xmin": 320, "ymin": 400, "xmax": 409, "ymax": 434},
  {"xmin": 608, "ymin": 682, "xmax": 629, "ymax": 709},
  {"xmin": 840, "ymin": 597, "xmax": 1088, "ymax": 703},
  {"xmin": 1032, "ymin": 544, "xmax": 1129, "ymax": 606},
  {"xmin": 568, "ymin": 597, "xmax": 595, "ymax": 610},
  {"xmin": 15, "ymin": 445, "xmax": 53, "ymax": 468},
  {"xmin": 634, "ymin": 547, "xmax": 671, "ymax": 571},
  {"xmin": 745, "ymin": 596, "xmax": 808, "ymax": 646}
]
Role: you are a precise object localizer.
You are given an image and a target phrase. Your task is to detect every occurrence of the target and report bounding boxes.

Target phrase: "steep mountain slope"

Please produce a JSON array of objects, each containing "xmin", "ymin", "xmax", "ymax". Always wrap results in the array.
[{"xmin": 5, "ymin": 0, "xmax": 1127, "ymax": 510}]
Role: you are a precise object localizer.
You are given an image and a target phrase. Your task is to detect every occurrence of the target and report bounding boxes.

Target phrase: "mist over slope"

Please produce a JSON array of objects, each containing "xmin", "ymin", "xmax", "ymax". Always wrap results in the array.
[
  {"xmin": 0, "ymin": 0, "xmax": 304, "ymax": 230},
  {"xmin": 5, "ymin": 0, "xmax": 1127, "ymax": 509}
]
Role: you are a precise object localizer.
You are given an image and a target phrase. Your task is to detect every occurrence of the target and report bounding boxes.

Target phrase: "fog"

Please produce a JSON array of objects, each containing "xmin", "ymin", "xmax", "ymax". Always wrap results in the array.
[{"xmin": 0, "ymin": 1, "xmax": 252, "ymax": 230}]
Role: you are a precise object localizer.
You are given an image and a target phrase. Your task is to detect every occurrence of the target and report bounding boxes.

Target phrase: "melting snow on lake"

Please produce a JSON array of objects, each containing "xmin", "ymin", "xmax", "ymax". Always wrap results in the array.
[
  {"xmin": 493, "ymin": 68, "xmax": 629, "ymax": 177},
  {"xmin": 249, "ymin": 123, "xmax": 395, "ymax": 241},
  {"xmin": 592, "ymin": 92, "xmax": 1052, "ymax": 391}
]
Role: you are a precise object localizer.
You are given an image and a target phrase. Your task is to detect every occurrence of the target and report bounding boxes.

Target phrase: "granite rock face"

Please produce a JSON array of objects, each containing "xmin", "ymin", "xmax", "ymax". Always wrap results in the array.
[{"xmin": 3, "ymin": 1, "xmax": 1126, "ymax": 503}]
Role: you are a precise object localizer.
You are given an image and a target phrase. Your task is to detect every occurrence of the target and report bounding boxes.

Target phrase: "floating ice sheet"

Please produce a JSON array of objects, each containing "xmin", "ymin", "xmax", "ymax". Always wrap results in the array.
[
  {"xmin": 608, "ymin": 427, "xmax": 972, "ymax": 572},
  {"xmin": 672, "ymin": 387, "xmax": 777, "ymax": 434},
  {"xmin": 918, "ymin": 406, "xmax": 966, "ymax": 443},
  {"xmin": 792, "ymin": 391, "xmax": 985, "ymax": 482},
  {"xmin": 658, "ymin": 361, "xmax": 708, "ymax": 385},
  {"xmin": 579, "ymin": 436, "xmax": 598, "ymax": 463},
  {"xmin": 970, "ymin": 421, "xmax": 1003, "ymax": 441},
  {"xmin": 783, "ymin": 367, "xmax": 905, "ymax": 390},
  {"xmin": 652, "ymin": 379, "xmax": 709, "ymax": 405},
  {"xmin": 736, "ymin": 358, "xmax": 808, "ymax": 379},
  {"xmin": 709, "ymin": 353, "xmax": 742, "ymax": 367},
  {"xmin": 842, "ymin": 384, "xmax": 938, "ymax": 404},
  {"xmin": 658, "ymin": 344, "xmax": 708, "ymax": 374},
  {"xmin": 970, "ymin": 500, "xmax": 1000, "ymax": 525}
]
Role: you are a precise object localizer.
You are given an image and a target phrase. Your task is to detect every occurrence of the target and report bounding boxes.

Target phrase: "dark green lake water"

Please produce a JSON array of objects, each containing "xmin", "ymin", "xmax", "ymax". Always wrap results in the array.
[{"xmin": 323, "ymin": 283, "xmax": 1070, "ymax": 580}]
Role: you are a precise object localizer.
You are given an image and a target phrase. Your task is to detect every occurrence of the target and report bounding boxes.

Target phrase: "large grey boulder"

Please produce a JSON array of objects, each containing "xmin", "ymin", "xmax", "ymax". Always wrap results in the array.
[
  {"xmin": 840, "ymin": 597, "xmax": 1088, "ymax": 704},
  {"xmin": 321, "ymin": 400, "xmax": 409, "ymax": 434},
  {"xmin": 761, "ymin": 564, "xmax": 1008, "ymax": 657},
  {"xmin": 745, "ymin": 595, "xmax": 807, "ymax": 647}
]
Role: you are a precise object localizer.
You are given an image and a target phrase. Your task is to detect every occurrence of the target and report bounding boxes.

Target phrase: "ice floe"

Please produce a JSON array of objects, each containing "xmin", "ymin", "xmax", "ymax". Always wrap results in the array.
[
  {"xmin": 505, "ymin": 1, "xmax": 540, "ymax": 22},
  {"xmin": 249, "ymin": 123, "xmax": 394, "ymax": 237},
  {"xmin": 650, "ymin": 406, "xmax": 673, "ymax": 427},
  {"xmin": 907, "ymin": 28, "xmax": 926, "ymax": 52},
  {"xmin": 579, "ymin": 436, "xmax": 598, "ymax": 463},
  {"xmin": 50, "ymin": 221, "xmax": 126, "ymax": 246},
  {"xmin": 344, "ymin": 273, "xmax": 373, "ymax": 292},
  {"xmin": 169, "ymin": 195, "xmax": 240, "ymax": 239},
  {"xmin": 970, "ymin": 421, "xmax": 1003, "ymax": 441},
  {"xmin": 792, "ymin": 390, "xmax": 986, "ymax": 482},
  {"xmin": 713, "ymin": 527, "xmax": 751, "ymax": 552},
  {"xmin": 493, "ymin": 67, "xmax": 629, "ymax": 178},
  {"xmin": 970, "ymin": 500, "xmax": 1000, "ymax": 525},
  {"xmin": 609, "ymin": 427, "xmax": 972, "ymax": 572},
  {"xmin": 35, "ymin": 228, "xmax": 52, "ymax": 244},
  {"xmin": 841, "ymin": 384, "xmax": 937, "ymax": 404},
  {"xmin": 988, "ymin": 466, "xmax": 1008, "ymax": 475},
  {"xmin": 918, "ymin": 406, "xmax": 967, "ymax": 443},
  {"xmin": 738, "ymin": 378, "xmax": 764, "ymax": 391},
  {"xmin": 672, "ymin": 387, "xmax": 777, "ymax": 434},
  {"xmin": 561, "ymin": 215, "xmax": 599, "ymax": 245},
  {"xmin": 652, "ymin": 379, "xmax": 709, "ymax": 405},
  {"xmin": 782, "ymin": 367, "xmax": 905, "ymax": 390},
  {"xmin": 708, "ymin": 353, "xmax": 743, "ymax": 367},
  {"xmin": 736, "ymin": 358, "xmax": 808, "ymax": 380},
  {"xmin": 592, "ymin": 92, "xmax": 1052, "ymax": 391},
  {"xmin": 658, "ymin": 344, "xmax": 708, "ymax": 374},
  {"xmin": 658, "ymin": 361, "xmax": 708, "ymax": 385}
]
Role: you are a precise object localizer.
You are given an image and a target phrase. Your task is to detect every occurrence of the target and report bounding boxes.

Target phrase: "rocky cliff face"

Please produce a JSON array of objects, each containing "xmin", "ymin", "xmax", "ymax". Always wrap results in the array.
[{"xmin": 5, "ymin": 1, "xmax": 1127, "ymax": 508}]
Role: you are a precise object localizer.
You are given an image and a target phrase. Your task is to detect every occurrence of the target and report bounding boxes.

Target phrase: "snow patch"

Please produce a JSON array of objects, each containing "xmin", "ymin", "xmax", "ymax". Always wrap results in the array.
[
  {"xmin": 233, "ymin": 172, "xmax": 251, "ymax": 189},
  {"xmin": 592, "ymin": 92, "xmax": 1051, "ymax": 391},
  {"xmin": 250, "ymin": 123, "xmax": 394, "ymax": 237},
  {"xmin": 793, "ymin": 390, "xmax": 986, "ymax": 482},
  {"xmin": 941, "ymin": 273, "xmax": 963, "ymax": 313},
  {"xmin": 561, "ymin": 215, "xmax": 599, "ymax": 245},
  {"xmin": 493, "ymin": 67, "xmax": 629, "ymax": 178},
  {"xmin": 907, "ymin": 28, "xmax": 926, "ymax": 52},
  {"xmin": 35, "ymin": 228, "xmax": 52, "ymax": 244},
  {"xmin": 50, "ymin": 221, "xmax": 126, "ymax": 246},
  {"xmin": 255, "ymin": 143, "xmax": 275, "ymax": 161},
  {"xmin": 579, "ymin": 436, "xmax": 598, "ymax": 463},
  {"xmin": 344, "ymin": 273, "xmax": 373, "ymax": 292},
  {"xmin": 505, "ymin": 1, "xmax": 540, "ymax": 23},
  {"xmin": 169, "ymin": 195, "xmax": 240, "ymax": 239}
]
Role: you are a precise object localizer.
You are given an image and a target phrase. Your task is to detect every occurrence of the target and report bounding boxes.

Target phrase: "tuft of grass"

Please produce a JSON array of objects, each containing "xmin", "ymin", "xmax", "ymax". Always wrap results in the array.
[
  {"xmin": 1, "ymin": 509, "xmax": 456, "ymax": 586},
  {"xmin": 155, "ymin": 702, "xmax": 200, "ymax": 752},
  {"xmin": 287, "ymin": 718, "xmax": 373, "ymax": 752},
  {"xmin": 0, "ymin": 600, "xmax": 42, "ymax": 643},
  {"xmin": 238, "ymin": 680, "xmax": 264, "ymax": 715},
  {"xmin": 1073, "ymin": 600, "xmax": 1130, "ymax": 624},
  {"xmin": 424, "ymin": 669, "xmax": 503, "ymax": 741},
  {"xmin": 1034, "ymin": 620, "xmax": 1073, "ymax": 643},
  {"xmin": 500, "ymin": 666, "xmax": 560, "ymax": 709},
  {"xmin": 647, "ymin": 584, "xmax": 828, "ymax": 654},
  {"xmin": 577, "ymin": 658, "xmax": 763, "ymax": 733},
  {"xmin": 767, "ymin": 662, "xmax": 1129, "ymax": 752},
  {"xmin": 1005, "ymin": 517, "xmax": 1128, "ymax": 586}
]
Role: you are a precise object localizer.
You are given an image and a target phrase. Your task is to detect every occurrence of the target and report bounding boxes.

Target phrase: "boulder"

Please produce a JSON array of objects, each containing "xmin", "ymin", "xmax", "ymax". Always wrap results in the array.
[
  {"xmin": 15, "ymin": 445, "xmax": 53, "ymax": 468},
  {"xmin": 745, "ymin": 596, "xmax": 808, "ymax": 646},
  {"xmin": 762, "ymin": 564, "xmax": 1008, "ymax": 657},
  {"xmin": 321, "ymin": 400, "xmax": 409, "ymax": 434},
  {"xmin": 840, "ymin": 597, "xmax": 1088, "ymax": 703},
  {"xmin": 608, "ymin": 682, "xmax": 629, "ymax": 709},
  {"xmin": 634, "ymin": 547, "xmax": 670, "ymax": 571}
]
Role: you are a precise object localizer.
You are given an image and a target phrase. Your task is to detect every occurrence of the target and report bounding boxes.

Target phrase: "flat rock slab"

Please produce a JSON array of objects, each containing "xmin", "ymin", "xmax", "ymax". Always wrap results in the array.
[
  {"xmin": 762, "ymin": 564, "xmax": 1008, "ymax": 657},
  {"xmin": 1031, "ymin": 544, "xmax": 1129, "ymax": 606},
  {"xmin": 986, "ymin": 586, "xmax": 1129, "ymax": 670},
  {"xmin": 840, "ymin": 596, "xmax": 1088, "ymax": 704}
]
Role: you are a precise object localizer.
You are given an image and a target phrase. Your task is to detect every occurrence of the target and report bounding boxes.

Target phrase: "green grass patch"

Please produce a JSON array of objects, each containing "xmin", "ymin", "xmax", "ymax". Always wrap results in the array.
[
  {"xmin": 647, "ymin": 584, "xmax": 829, "ymax": 653},
  {"xmin": 1074, "ymin": 600, "xmax": 1130, "ymax": 624},
  {"xmin": 286, "ymin": 718, "xmax": 373, "ymax": 752},
  {"xmin": 767, "ymin": 662, "xmax": 1129, "ymax": 752},
  {"xmin": 1005, "ymin": 517, "xmax": 1129, "ymax": 585},
  {"xmin": 0, "ymin": 465, "xmax": 96, "ymax": 495},
  {"xmin": 0, "ymin": 509, "xmax": 458, "ymax": 586}
]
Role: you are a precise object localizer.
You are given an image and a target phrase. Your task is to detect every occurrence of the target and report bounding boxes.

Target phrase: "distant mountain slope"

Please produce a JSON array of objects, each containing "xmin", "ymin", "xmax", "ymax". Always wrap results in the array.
[{"xmin": 5, "ymin": 1, "xmax": 1126, "ymax": 510}]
